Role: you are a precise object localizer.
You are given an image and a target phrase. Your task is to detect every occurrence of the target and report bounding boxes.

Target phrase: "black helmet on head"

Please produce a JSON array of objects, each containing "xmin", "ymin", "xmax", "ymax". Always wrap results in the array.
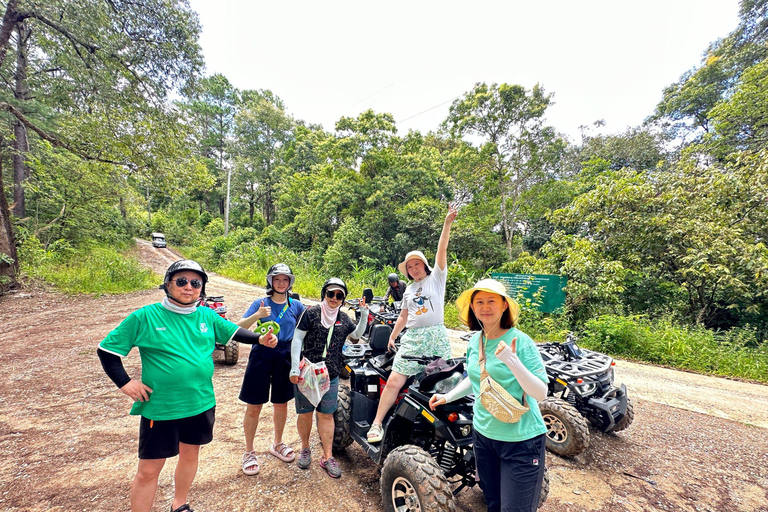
[
  {"xmin": 266, "ymin": 263, "xmax": 295, "ymax": 295},
  {"xmin": 388, "ymin": 273, "xmax": 399, "ymax": 284},
  {"xmin": 321, "ymin": 277, "xmax": 348, "ymax": 301},
  {"xmin": 161, "ymin": 259, "xmax": 208, "ymax": 302}
]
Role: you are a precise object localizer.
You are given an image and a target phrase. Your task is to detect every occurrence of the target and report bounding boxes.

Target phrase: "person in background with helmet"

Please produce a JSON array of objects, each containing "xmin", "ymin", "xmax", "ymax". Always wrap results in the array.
[
  {"xmin": 97, "ymin": 260, "xmax": 277, "ymax": 512},
  {"xmin": 236, "ymin": 263, "xmax": 305, "ymax": 475},
  {"xmin": 288, "ymin": 278, "xmax": 368, "ymax": 478},
  {"xmin": 383, "ymin": 272, "xmax": 407, "ymax": 304},
  {"xmin": 366, "ymin": 204, "xmax": 457, "ymax": 444}
]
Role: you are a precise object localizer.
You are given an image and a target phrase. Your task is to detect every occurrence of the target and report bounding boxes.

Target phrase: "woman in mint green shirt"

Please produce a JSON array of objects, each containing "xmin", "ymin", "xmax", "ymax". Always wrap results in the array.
[{"xmin": 430, "ymin": 279, "xmax": 548, "ymax": 512}]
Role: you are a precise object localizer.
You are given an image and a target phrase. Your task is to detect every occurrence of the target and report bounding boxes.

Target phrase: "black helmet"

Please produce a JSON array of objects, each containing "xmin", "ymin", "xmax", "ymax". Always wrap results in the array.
[
  {"xmin": 266, "ymin": 263, "xmax": 295, "ymax": 295},
  {"xmin": 321, "ymin": 277, "xmax": 348, "ymax": 301},
  {"xmin": 161, "ymin": 259, "xmax": 208, "ymax": 303},
  {"xmin": 388, "ymin": 273, "xmax": 399, "ymax": 284}
]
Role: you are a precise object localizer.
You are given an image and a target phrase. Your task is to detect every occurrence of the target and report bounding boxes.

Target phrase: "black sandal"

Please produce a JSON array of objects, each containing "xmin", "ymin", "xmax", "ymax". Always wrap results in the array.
[{"xmin": 170, "ymin": 505, "xmax": 194, "ymax": 512}]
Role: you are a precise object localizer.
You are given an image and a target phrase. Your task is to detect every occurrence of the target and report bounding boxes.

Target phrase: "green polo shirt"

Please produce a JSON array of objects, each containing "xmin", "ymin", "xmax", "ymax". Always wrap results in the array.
[{"xmin": 99, "ymin": 302, "xmax": 239, "ymax": 420}]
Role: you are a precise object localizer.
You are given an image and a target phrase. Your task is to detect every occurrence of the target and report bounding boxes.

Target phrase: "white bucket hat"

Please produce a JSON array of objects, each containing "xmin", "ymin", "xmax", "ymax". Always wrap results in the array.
[{"xmin": 398, "ymin": 250, "xmax": 433, "ymax": 279}]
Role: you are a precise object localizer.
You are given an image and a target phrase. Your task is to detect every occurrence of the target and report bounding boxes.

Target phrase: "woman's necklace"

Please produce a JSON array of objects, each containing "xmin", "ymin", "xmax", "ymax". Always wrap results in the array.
[{"xmin": 483, "ymin": 326, "xmax": 507, "ymax": 340}]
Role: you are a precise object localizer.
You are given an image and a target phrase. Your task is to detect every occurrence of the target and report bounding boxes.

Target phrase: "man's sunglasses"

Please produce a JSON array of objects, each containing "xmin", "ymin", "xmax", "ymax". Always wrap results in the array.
[
  {"xmin": 325, "ymin": 290, "xmax": 345, "ymax": 300},
  {"xmin": 173, "ymin": 277, "xmax": 203, "ymax": 289}
]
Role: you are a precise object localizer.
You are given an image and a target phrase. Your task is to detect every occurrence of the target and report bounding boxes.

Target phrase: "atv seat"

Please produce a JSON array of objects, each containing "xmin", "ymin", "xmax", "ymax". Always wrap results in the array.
[{"xmin": 369, "ymin": 324, "xmax": 391, "ymax": 355}]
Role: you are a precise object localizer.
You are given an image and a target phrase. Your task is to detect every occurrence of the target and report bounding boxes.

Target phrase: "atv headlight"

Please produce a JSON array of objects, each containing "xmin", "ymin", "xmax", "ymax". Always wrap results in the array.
[
  {"xmin": 459, "ymin": 424, "xmax": 472, "ymax": 437},
  {"xmin": 573, "ymin": 380, "xmax": 598, "ymax": 397},
  {"xmin": 432, "ymin": 372, "xmax": 465, "ymax": 394}
]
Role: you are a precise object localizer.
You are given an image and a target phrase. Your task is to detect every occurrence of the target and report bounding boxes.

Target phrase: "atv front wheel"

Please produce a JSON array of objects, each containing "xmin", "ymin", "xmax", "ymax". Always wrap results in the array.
[
  {"xmin": 539, "ymin": 467, "xmax": 549, "ymax": 508},
  {"xmin": 332, "ymin": 384, "xmax": 353, "ymax": 451},
  {"xmin": 223, "ymin": 339, "xmax": 239, "ymax": 365},
  {"xmin": 611, "ymin": 397, "xmax": 635, "ymax": 432},
  {"xmin": 381, "ymin": 445, "xmax": 456, "ymax": 512},
  {"xmin": 539, "ymin": 397, "xmax": 590, "ymax": 457}
]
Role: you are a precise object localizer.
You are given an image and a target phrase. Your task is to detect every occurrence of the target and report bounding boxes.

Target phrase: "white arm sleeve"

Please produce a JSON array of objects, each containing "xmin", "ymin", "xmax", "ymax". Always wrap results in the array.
[
  {"xmin": 496, "ymin": 345, "xmax": 548, "ymax": 401},
  {"xmin": 443, "ymin": 377, "xmax": 472, "ymax": 403},
  {"xmin": 290, "ymin": 328, "xmax": 307, "ymax": 377},
  {"xmin": 349, "ymin": 307, "xmax": 369, "ymax": 339}
]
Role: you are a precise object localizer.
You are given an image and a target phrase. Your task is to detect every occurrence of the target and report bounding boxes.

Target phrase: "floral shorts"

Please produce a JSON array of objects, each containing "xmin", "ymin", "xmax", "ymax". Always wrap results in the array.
[{"xmin": 392, "ymin": 324, "xmax": 451, "ymax": 376}]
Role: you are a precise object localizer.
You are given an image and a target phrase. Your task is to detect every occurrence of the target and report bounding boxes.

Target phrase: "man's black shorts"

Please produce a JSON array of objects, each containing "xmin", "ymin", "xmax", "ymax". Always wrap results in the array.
[
  {"xmin": 138, "ymin": 407, "xmax": 215, "ymax": 459},
  {"xmin": 239, "ymin": 351, "xmax": 294, "ymax": 405}
]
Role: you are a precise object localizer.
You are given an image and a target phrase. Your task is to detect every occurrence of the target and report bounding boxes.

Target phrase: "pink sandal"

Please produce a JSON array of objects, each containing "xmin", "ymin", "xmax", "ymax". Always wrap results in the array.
[{"xmin": 269, "ymin": 442, "xmax": 296, "ymax": 462}]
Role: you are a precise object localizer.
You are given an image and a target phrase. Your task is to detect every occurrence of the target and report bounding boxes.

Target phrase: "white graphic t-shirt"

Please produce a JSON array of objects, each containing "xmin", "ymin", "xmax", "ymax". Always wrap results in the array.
[{"xmin": 403, "ymin": 263, "xmax": 447, "ymax": 329}]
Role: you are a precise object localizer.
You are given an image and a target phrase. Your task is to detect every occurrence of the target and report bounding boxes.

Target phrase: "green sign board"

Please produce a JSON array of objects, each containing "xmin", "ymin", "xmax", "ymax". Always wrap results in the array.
[{"xmin": 490, "ymin": 273, "xmax": 567, "ymax": 313}]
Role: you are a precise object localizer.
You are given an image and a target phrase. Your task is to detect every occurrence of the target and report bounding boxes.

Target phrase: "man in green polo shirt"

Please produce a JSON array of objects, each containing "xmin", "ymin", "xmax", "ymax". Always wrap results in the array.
[{"xmin": 98, "ymin": 260, "xmax": 276, "ymax": 512}]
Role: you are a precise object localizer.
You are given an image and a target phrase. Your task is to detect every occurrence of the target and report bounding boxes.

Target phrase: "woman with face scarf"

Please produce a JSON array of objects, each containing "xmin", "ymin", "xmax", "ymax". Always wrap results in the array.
[{"xmin": 289, "ymin": 278, "xmax": 367, "ymax": 479}]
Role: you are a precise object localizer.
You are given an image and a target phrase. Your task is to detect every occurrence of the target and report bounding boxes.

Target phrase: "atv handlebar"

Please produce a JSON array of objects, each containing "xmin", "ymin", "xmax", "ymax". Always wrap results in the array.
[{"xmin": 401, "ymin": 354, "xmax": 444, "ymax": 365}]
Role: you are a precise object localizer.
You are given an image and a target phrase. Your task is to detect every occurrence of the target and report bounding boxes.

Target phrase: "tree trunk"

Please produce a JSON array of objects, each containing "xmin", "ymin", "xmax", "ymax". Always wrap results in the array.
[
  {"xmin": 11, "ymin": 21, "xmax": 30, "ymax": 218},
  {"xmin": 0, "ymin": 136, "xmax": 20, "ymax": 291}
]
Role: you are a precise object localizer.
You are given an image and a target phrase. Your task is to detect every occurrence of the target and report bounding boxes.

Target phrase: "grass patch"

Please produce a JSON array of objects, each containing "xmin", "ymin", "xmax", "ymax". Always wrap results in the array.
[
  {"xmin": 20, "ymin": 242, "xmax": 160, "ymax": 295},
  {"xmin": 582, "ymin": 314, "xmax": 768, "ymax": 384}
]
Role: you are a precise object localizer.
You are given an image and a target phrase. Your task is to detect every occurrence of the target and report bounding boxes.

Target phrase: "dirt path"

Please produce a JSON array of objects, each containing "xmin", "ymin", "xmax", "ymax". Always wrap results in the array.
[{"xmin": 0, "ymin": 240, "xmax": 766, "ymax": 512}]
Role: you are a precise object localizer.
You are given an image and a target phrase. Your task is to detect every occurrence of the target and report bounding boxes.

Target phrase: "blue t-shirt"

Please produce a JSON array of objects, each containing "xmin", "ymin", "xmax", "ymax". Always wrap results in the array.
[
  {"xmin": 466, "ymin": 328, "xmax": 549, "ymax": 442},
  {"xmin": 244, "ymin": 296, "xmax": 304, "ymax": 359}
]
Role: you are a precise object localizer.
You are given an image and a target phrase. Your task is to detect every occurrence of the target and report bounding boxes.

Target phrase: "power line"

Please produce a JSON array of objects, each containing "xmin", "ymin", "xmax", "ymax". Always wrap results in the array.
[
  {"xmin": 396, "ymin": 95, "xmax": 460, "ymax": 125},
  {"xmin": 348, "ymin": 78, "xmax": 404, "ymax": 108}
]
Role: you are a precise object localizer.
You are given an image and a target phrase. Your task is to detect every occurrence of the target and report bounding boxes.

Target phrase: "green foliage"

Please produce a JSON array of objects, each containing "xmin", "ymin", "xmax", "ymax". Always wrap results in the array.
[
  {"xmin": 582, "ymin": 315, "xmax": 768, "ymax": 383},
  {"xmin": 445, "ymin": 259, "xmax": 478, "ymax": 303},
  {"xmin": 518, "ymin": 310, "xmax": 572, "ymax": 343},
  {"xmin": 443, "ymin": 82, "xmax": 567, "ymax": 258},
  {"xmin": 20, "ymin": 240, "xmax": 160, "ymax": 295}
]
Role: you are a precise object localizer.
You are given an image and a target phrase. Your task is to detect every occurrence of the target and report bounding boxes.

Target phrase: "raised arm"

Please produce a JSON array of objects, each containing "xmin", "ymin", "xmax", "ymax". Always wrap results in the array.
[{"xmin": 435, "ymin": 204, "xmax": 457, "ymax": 271}]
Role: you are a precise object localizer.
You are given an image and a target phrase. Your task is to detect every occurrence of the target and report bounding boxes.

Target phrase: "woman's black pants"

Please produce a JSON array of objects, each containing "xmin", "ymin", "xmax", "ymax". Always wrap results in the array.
[{"xmin": 473, "ymin": 431, "xmax": 547, "ymax": 512}]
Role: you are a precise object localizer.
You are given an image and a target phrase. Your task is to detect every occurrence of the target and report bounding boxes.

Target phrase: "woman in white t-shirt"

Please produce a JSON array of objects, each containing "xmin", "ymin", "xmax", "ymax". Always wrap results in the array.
[{"xmin": 366, "ymin": 204, "xmax": 457, "ymax": 443}]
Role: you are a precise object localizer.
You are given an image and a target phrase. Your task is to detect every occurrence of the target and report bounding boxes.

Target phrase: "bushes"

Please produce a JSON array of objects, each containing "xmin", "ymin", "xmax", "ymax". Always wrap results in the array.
[
  {"xmin": 19, "ymin": 238, "xmax": 160, "ymax": 295},
  {"xmin": 582, "ymin": 314, "xmax": 768, "ymax": 383}
]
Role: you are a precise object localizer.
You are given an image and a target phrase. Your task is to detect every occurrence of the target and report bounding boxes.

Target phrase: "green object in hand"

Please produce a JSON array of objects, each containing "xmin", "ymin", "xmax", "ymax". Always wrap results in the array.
[{"xmin": 255, "ymin": 320, "xmax": 280, "ymax": 336}]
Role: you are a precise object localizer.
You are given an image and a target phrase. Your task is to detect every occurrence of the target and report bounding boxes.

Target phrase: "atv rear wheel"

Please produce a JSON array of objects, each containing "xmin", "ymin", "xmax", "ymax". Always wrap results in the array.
[
  {"xmin": 381, "ymin": 445, "xmax": 456, "ymax": 512},
  {"xmin": 223, "ymin": 339, "xmax": 239, "ymax": 365},
  {"xmin": 332, "ymin": 384, "xmax": 353, "ymax": 451},
  {"xmin": 612, "ymin": 396, "xmax": 635, "ymax": 432},
  {"xmin": 539, "ymin": 397, "xmax": 590, "ymax": 457}
]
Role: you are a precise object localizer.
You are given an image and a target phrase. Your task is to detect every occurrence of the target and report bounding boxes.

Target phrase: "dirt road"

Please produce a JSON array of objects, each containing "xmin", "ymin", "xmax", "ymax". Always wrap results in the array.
[{"xmin": 0, "ymin": 241, "xmax": 766, "ymax": 512}]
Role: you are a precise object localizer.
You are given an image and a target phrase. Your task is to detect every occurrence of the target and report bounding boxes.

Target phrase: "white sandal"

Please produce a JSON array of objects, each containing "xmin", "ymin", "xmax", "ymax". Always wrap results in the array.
[
  {"xmin": 269, "ymin": 442, "xmax": 296, "ymax": 462},
  {"xmin": 242, "ymin": 450, "xmax": 260, "ymax": 475},
  {"xmin": 367, "ymin": 423, "xmax": 383, "ymax": 443}
]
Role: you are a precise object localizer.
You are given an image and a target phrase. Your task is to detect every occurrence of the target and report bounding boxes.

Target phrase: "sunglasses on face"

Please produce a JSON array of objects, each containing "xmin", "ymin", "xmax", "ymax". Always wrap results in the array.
[
  {"xmin": 325, "ymin": 290, "xmax": 345, "ymax": 300},
  {"xmin": 173, "ymin": 277, "xmax": 203, "ymax": 289}
]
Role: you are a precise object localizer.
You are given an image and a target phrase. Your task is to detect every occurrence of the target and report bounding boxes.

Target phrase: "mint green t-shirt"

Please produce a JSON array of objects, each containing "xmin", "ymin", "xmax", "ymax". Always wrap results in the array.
[
  {"xmin": 466, "ymin": 328, "xmax": 549, "ymax": 442},
  {"xmin": 99, "ymin": 303, "xmax": 239, "ymax": 420}
]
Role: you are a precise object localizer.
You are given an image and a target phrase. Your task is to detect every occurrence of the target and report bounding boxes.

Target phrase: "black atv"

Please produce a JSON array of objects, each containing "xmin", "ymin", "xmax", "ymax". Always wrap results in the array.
[
  {"xmin": 537, "ymin": 332, "xmax": 634, "ymax": 457},
  {"xmin": 334, "ymin": 324, "xmax": 548, "ymax": 512},
  {"xmin": 341, "ymin": 288, "xmax": 404, "ymax": 379}
]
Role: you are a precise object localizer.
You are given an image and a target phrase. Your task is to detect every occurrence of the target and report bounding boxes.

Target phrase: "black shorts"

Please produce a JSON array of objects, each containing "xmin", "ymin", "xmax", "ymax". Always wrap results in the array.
[
  {"xmin": 138, "ymin": 407, "xmax": 215, "ymax": 460},
  {"xmin": 239, "ymin": 350, "xmax": 294, "ymax": 405}
]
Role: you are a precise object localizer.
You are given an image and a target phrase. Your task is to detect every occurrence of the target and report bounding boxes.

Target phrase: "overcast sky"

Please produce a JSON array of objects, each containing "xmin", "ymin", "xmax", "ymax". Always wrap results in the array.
[{"xmin": 186, "ymin": 0, "xmax": 740, "ymax": 142}]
